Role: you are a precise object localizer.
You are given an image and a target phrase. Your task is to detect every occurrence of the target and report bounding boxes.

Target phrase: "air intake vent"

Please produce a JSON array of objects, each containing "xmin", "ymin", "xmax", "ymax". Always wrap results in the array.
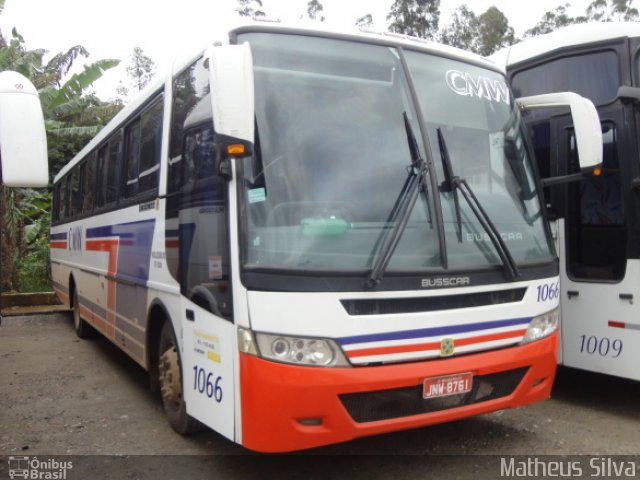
[
  {"xmin": 339, "ymin": 367, "xmax": 528, "ymax": 423},
  {"xmin": 341, "ymin": 288, "xmax": 526, "ymax": 316}
]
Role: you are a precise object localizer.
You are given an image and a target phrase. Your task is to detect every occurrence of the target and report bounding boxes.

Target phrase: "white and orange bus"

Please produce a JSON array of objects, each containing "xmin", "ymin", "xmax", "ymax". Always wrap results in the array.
[{"xmin": 50, "ymin": 22, "xmax": 601, "ymax": 452}]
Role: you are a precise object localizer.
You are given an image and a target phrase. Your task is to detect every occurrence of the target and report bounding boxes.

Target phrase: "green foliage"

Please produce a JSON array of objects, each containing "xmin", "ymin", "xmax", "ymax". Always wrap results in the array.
[
  {"xmin": 355, "ymin": 14, "xmax": 374, "ymax": 28},
  {"xmin": 0, "ymin": 6, "xmax": 122, "ymax": 293},
  {"xmin": 476, "ymin": 7, "xmax": 516, "ymax": 56},
  {"xmin": 439, "ymin": 5, "xmax": 516, "ymax": 56},
  {"xmin": 126, "ymin": 46, "xmax": 156, "ymax": 93},
  {"xmin": 307, "ymin": 0, "xmax": 325, "ymax": 21},
  {"xmin": 525, "ymin": 0, "xmax": 638, "ymax": 38},
  {"xmin": 14, "ymin": 190, "xmax": 52, "ymax": 292},
  {"xmin": 387, "ymin": 0, "xmax": 440, "ymax": 39},
  {"xmin": 525, "ymin": 4, "xmax": 584, "ymax": 37},
  {"xmin": 439, "ymin": 4, "xmax": 480, "ymax": 52},
  {"xmin": 236, "ymin": 0, "xmax": 265, "ymax": 18}
]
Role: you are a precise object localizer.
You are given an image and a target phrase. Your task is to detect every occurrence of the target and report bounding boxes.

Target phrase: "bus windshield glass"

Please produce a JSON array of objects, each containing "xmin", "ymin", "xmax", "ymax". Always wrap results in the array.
[{"xmin": 238, "ymin": 32, "xmax": 554, "ymax": 277}]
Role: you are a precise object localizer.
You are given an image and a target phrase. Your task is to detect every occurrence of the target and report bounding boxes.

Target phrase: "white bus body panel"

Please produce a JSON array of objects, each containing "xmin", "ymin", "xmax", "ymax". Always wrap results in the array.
[
  {"xmin": 557, "ymin": 219, "xmax": 640, "ymax": 380},
  {"xmin": 0, "ymin": 71, "xmax": 48, "ymax": 187},
  {"xmin": 180, "ymin": 43, "xmax": 255, "ymax": 440}
]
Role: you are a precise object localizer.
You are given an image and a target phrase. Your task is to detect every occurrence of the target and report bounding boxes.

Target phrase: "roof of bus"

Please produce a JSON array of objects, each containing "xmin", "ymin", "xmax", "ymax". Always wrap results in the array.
[
  {"xmin": 490, "ymin": 22, "xmax": 640, "ymax": 69},
  {"xmin": 54, "ymin": 21, "xmax": 497, "ymax": 182}
]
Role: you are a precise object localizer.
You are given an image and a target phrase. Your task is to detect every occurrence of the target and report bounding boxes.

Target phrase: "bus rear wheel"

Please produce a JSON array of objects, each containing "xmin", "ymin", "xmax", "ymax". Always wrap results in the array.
[
  {"xmin": 158, "ymin": 321, "xmax": 203, "ymax": 434},
  {"xmin": 72, "ymin": 288, "xmax": 92, "ymax": 339}
]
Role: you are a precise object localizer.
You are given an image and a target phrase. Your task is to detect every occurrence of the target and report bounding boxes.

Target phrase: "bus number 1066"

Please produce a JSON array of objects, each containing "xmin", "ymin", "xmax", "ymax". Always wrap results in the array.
[{"xmin": 193, "ymin": 366, "xmax": 223, "ymax": 402}]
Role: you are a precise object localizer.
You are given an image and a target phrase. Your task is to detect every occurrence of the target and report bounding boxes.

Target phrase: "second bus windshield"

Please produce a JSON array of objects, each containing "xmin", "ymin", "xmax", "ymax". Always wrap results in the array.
[{"xmin": 238, "ymin": 32, "xmax": 554, "ymax": 276}]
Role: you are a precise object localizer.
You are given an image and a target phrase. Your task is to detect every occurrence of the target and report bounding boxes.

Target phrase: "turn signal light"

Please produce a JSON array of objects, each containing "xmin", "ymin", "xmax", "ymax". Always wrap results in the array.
[{"xmin": 227, "ymin": 144, "xmax": 245, "ymax": 156}]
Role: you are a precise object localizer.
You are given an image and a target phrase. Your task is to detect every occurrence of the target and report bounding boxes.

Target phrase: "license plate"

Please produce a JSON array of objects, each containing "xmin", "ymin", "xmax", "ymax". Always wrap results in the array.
[{"xmin": 423, "ymin": 372, "xmax": 473, "ymax": 399}]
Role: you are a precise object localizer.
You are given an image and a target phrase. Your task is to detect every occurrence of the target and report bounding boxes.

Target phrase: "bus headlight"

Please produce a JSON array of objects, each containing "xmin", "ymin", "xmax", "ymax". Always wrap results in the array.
[
  {"xmin": 238, "ymin": 328, "xmax": 350, "ymax": 367},
  {"xmin": 521, "ymin": 308, "xmax": 559, "ymax": 344}
]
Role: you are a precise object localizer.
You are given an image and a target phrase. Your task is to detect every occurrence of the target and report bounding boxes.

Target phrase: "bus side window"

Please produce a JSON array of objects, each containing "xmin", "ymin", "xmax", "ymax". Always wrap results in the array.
[
  {"xmin": 167, "ymin": 56, "xmax": 231, "ymax": 319},
  {"xmin": 106, "ymin": 134, "xmax": 122, "ymax": 206},
  {"xmin": 53, "ymin": 183, "xmax": 60, "ymax": 223},
  {"xmin": 95, "ymin": 145, "xmax": 108, "ymax": 209},
  {"xmin": 59, "ymin": 175, "xmax": 68, "ymax": 221},
  {"xmin": 82, "ymin": 152, "xmax": 96, "ymax": 214},
  {"xmin": 139, "ymin": 98, "xmax": 163, "ymax": 193},
  {"xmin": 124, "ymin": 119, "xmax": 142, "ymax": 198},
  {"xmin": 69, "ymin": 164, "xmax": 83, "ymax": 219}
]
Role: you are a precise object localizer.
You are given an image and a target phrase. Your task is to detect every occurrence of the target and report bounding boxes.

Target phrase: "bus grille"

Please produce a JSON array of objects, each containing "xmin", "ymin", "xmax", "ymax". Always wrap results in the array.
[
  {"xmin": 340, "ymin": 288, "xmax": 527, "ymax": 316},
  {"xmin": 338, "ymin": 367, "xmax": 528, "ymax": 423}
]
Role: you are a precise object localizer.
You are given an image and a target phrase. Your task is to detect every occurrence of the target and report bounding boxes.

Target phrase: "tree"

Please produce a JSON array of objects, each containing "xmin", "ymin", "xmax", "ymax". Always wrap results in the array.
[
  {"xmin": 125, "ymin": 46, "xmax": 156, "ymax": 93},
  {"xmin": 307, "ymin": 0, "xmax": 325, "ymax": 21},
  {"xmin": 387, "ymin": 0, "xmax": 440, "ymax": 40},
  {"xmin": 0, "ymin": 20, "xmax": 120, "ymax": 292},
  {"xmin": 525, "ymin": 3, "xmax": 584, "ymax": 37},
  {"xmin": 439, "ymin": 5, "xmax": 480, "ymax": 52},
  {"xmin": 476, "ymin": 7, "xmax": 516, "ymax": 56},
  {"xmin": 355, "ymin": 14, "xmax": 374, "ymax": 28},
  {"xmin": 236, "ymin": 0, "xmax": 265, "ymax": 18},
  {"xmin": 586, "ymin": 0, "xmax": 639, "ymax": 21},
  {"xmin": 611, "ymin": 0, "xmax": 639, "ymax": 20}
]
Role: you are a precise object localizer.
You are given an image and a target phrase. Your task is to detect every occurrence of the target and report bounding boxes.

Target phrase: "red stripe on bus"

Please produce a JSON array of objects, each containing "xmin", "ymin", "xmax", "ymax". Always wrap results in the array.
[
  {"xmin": 346, "ymin": 329, "xmax": 527, "ymax": 358},
  {"xmin": 608, "ymin": 321, "xmax": 626, "ymax": 329}
]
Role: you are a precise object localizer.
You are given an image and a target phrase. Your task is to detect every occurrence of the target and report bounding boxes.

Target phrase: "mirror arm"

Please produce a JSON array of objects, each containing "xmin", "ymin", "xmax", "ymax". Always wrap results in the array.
[
  {"xmin": 617, "ymin": 86, "xmax": 640, "ymax": 104},
  {"xmin": 540, "ymin": 172, "xmax": 586, "ymax": 187}
]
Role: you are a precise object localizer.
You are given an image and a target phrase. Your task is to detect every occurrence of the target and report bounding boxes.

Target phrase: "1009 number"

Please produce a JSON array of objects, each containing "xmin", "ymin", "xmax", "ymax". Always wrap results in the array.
[{"xmin": 579, "ymin": 335, "xmax": 623, "ymax": 358}]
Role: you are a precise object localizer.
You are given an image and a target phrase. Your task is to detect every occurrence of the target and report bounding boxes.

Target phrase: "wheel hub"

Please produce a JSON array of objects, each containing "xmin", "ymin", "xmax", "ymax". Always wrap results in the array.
[{"xmin": 159, "ymin": 346, "xmax": 182, "ymax": 407}]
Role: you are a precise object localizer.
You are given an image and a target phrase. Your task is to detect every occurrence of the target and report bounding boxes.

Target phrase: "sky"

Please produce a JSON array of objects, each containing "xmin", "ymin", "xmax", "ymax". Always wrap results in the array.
[{"xmin": 0, "ymin": 0, "xmax": 597, "ymax": 100}]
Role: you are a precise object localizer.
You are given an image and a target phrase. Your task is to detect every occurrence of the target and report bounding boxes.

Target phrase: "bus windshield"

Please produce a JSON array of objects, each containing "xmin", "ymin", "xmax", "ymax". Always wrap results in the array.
[{"xmin": 239, "ymin": 32, "xmax": 554, "ymax": 278}]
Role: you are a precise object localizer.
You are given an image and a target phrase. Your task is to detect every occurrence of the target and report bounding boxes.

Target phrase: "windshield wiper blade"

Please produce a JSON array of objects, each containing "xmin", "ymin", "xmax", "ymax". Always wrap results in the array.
[
  {"xmin": 437, "ymin": 129, "xmax": 520, "ymax": 281},
  {"xmin": 365, "ymin": 113, "xmax": 429, "ymax": 289},
  {"xmin": 437, "ymin": 128, "xmax": 462, "ymax": 242}
]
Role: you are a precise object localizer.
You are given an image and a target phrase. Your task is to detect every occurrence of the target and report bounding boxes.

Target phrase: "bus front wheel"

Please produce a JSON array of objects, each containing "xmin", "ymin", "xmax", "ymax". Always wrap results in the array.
[{"xmin": 158, "ymin": 321, "xmax": 203, "ymax": 434}]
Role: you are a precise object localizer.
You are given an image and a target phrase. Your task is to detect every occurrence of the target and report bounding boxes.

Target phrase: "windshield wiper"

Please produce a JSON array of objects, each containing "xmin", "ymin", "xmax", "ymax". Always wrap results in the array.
[
  {"xmin": 437, "ymin": 128, "xmax": 462, "ymax": 242},
  {"xmin": 437, "ymin": 128, "xmax": 520, "ymax": 281},
  {"xmin": 365, "ymin": 113, "xmax": 430, "ymax": 289}
]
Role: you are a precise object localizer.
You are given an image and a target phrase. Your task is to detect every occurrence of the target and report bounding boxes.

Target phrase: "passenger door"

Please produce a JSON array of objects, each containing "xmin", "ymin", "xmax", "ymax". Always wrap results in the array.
[{"xmin": 554, "ymin": 107, "xmax": 640, "ymax": 380}]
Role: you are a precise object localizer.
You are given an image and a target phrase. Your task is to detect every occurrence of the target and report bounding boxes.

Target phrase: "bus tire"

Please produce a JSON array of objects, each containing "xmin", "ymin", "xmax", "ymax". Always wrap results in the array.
[
  {"xmin": 72, "ymin": 288, "xmax": 92, "ymax": 339},
  {"xmin": 158, "ymin": 321, "xmax": 204, "ymax": 434}
]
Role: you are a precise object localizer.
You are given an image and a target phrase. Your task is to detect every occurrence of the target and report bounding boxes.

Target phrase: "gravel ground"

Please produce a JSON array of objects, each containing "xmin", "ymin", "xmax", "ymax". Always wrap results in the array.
[{"xmin": 1, "ymin": 313, "xmax": 639, "ymax": 479}]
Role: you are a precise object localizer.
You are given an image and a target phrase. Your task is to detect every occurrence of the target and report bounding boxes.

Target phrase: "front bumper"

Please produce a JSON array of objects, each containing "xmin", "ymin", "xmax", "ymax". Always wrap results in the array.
[{"xmin": 239, "ymin": 331, "xmax": 558, "ymax": 452}]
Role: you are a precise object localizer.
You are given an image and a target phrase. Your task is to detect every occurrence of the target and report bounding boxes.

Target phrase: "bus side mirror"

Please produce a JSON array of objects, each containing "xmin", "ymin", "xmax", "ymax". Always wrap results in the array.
[
  {"xmin": 516, "ymin": 92, "xmax": 602, "ymax": 173},
  {"xmin": 206, "ymin": 42, "xmax": 255, "ymax": 181},
  {"xmin": 0, "ymin": 71, "xmax": 48, "ymax": 187}
]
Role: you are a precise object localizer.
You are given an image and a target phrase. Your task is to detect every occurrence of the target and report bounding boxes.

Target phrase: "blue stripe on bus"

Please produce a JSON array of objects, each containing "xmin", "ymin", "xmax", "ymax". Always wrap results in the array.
[
  {"xmin": 86, "ymin": 219, "xmax": 156, "ymax": 284},
  {"xmin": 50, "ymin": 232, "xmax": 68, "ymax": 241},
  {"xmin": 336, "ymin": 317, "xmax": 532, "ymax": 345}
]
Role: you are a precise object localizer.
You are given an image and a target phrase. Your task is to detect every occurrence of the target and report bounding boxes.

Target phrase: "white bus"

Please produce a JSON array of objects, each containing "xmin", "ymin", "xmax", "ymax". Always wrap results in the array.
[
  {"xmin": 50, "ymin": 22, "xmax": 601, "ymax": 452},
  {"xmin": 492, "ymin": 22, "xmax": 640, "ymax": 380}
]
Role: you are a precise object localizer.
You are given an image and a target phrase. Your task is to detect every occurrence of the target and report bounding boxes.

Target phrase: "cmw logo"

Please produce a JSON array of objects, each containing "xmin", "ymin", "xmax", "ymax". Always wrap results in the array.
[{"xmin": 446, "ymin": 69, "xmax": 510, "ymax": 105}]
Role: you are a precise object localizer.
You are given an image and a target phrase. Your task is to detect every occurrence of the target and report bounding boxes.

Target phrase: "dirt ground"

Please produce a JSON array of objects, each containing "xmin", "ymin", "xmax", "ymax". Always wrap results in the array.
[{"xmin": 1, "ymin": 313, "xmax": 639, "ymax": 478}]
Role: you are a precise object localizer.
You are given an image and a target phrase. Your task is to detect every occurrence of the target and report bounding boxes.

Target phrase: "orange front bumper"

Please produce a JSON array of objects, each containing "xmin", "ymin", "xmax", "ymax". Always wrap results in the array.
[{"xmin": 239, "ymin": 331, "xmax": 558, "ymax": 452}]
